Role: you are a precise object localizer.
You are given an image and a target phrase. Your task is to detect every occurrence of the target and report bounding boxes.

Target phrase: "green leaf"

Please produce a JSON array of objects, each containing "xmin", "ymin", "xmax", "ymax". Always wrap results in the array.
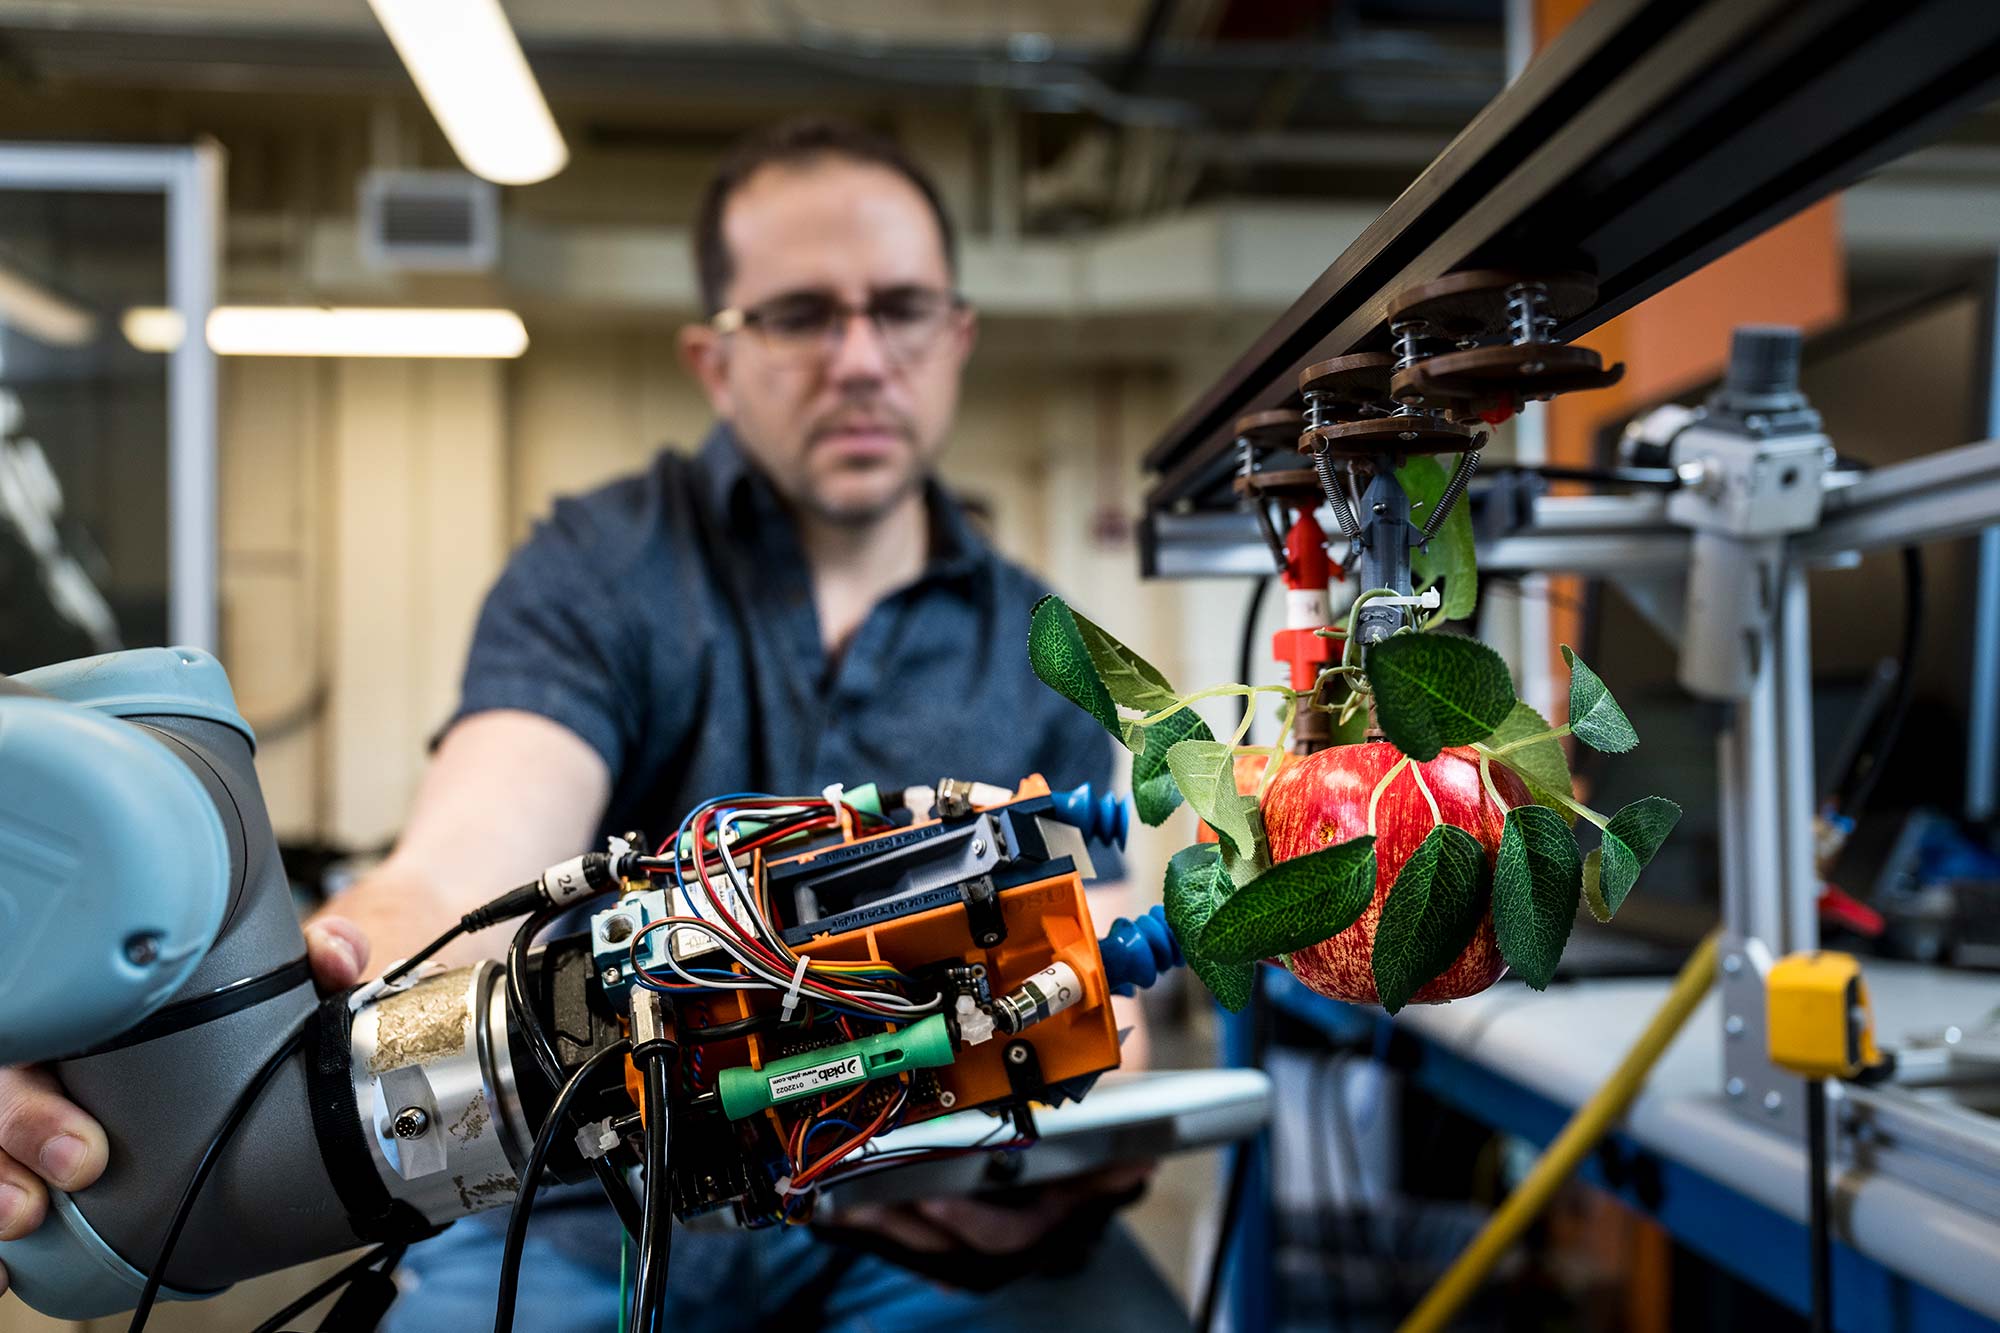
[
  {"xmin": 1130, "ymin": 707, "xmax": 1215, "ymax": 826},
  {"xmin": 1029, "ymin": 595, "xmax": 1125, "ymax": 746},
  {"xmin": 1365, "ymin": 632, "xmax": 1518, "ymax": 762},
  {"xmin": 1371, "ymin": 824, "xmax": 1490, "ymax": 1014},
  {"xmin": 1562, "ymin": 645, "xmax": 1639, "ymax": 754},
  {"xmin": 1401, "ymin": 456, "xmax": 1478, "ymax": 621},
  {"xmin": 1162, "ymin": 843, "xmax": 1254, "ymax": 1013},
  {"xmin": 1491, "ymin": 806, "xmax": 1582, "ymax": 989},
  {"xmin": 1167, "ymin": 739, "xmax": 1263, "ymax": 864},
  {"xmin": 1198, "ymin": 836, "xmax": 1378, "ymax": 964},
  {"xmin": 1582, "ymin": 796, "xmax": 1682, "ymax": 921},
  {"xmin": 1072, "ymin": 607, "xmax": 1180, "ymax": 712},
  {"xmin": 1482, "ymin": 701, "xmax": 1576, "ymax": 822}
]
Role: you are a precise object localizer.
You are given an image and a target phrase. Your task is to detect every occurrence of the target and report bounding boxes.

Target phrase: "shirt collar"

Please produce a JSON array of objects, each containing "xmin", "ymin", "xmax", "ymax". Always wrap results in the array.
[{"xmin": 695, "ymin": 422, "xmax": 990, "ymax": 584}]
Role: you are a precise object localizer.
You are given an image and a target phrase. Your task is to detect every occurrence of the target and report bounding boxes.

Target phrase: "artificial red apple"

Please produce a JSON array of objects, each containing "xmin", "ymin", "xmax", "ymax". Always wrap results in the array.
[{"xmin": 1262, "ymin": 741, "xmax": 1525, "ymax": 1006}]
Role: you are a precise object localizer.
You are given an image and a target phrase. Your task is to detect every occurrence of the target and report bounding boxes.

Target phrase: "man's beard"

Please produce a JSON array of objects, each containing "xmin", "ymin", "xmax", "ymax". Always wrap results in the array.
[{"xmin": 797, "ymin": 398, "xmax": 926, "ymax": 527}]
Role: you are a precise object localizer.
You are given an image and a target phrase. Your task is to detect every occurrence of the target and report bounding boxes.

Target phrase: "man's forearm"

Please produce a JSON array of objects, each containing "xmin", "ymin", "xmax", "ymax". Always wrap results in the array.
[{"xmin": 308, "ymin": 859, "xmax": 520, "ymax": 980}]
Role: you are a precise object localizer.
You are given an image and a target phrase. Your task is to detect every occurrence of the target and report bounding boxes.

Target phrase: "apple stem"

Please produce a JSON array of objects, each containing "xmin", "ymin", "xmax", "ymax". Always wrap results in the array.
[
  {"xmin": 1408, "ymin": 760, "xmax": 1444, "ymax": 828},
  {"xmin": 1488, "ymin": 724, "xmax": 1572, "ymax": 757},
  {"xmin": 1367, "ymin": 756, "xmax": 1411, "ymax": 836},
  {"xmin": 1478, "ymin": 750, "xmax": 1512, "ymax": 815},
  {"xmin": 1136, "ymin": 682, "xmax": 1295, "ymax": 730}
]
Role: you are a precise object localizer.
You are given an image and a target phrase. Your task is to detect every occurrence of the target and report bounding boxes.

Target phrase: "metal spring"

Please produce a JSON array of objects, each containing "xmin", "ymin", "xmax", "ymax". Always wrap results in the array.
[
  {"xmin": 1303, "ymin": 389, "xmax": 1327, "ymax": 430},
  {"xmin": 1390, "ymin": 319, "xmax": 1432, "ymax": 416},
  {"xmin": 1421, "ymin": 448, "xmax": 1481, "ymax": 543},
  {"xmin": 1313, "ymin": 445, "xmax": 1367, "ymax": 550},
  {"xmin": 1505, "ymin": 281, "xmax": 1556, "ymax": 345}
]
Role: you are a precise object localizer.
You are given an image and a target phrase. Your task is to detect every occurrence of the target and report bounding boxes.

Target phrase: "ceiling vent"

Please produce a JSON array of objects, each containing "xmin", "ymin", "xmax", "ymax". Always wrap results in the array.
[{"xmin": 358, "ymin": 170, "xmax": 499, "ymax": 272}]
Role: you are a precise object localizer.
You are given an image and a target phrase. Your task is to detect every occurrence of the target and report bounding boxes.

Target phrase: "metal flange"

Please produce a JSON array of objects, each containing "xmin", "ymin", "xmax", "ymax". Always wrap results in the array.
[
  {"xmin": 1232, "ymin": 467, "xmax": 1325, "ymax": 506},
  {"xmin": 1298, "ymin": 352, "xmax": 1395, "ymax": 418},
  {"xmin": 1232, "ymin": 408, "xmax": 1305, "ymax": 445},
  {"xmin": 1300, "ymin": 414, "xmax": 1487, "ymax": 457},
  {"xmin": 1387, "ymin": 268, "xmax": 1598, "ymax": 335},
  {"xmin": 1392, "ymin": 342, "xmax": 1626, "ymax": 411}
]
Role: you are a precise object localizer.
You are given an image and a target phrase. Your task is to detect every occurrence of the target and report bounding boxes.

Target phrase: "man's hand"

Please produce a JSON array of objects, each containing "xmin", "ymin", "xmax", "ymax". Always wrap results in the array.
[
  {"xmin": 816, "ymin": 1161, "xmax": 1155, "ymax": 1287},
  {"xmin": 0, "ymin": 918, "xmax": 369, "ymax": 1299}
]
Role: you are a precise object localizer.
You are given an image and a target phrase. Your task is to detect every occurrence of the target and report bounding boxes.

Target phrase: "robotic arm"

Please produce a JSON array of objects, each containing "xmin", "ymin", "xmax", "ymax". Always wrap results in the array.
[{"xmin": 0, "ymin": 649, "xmax": 1177, "ymax": 1328}]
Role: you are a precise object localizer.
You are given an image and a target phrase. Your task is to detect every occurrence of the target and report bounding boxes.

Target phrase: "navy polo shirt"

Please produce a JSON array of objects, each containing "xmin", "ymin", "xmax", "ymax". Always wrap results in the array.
[{"xmin": 450, "ymin": 426, "xmax": 1115, "ymax": 844}]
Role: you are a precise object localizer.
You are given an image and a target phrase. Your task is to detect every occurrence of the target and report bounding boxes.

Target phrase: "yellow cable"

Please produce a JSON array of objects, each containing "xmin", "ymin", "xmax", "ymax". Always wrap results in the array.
[{"xmin": 1395, "ymin": 930, "xmax": 1721, "ymax": 1333}]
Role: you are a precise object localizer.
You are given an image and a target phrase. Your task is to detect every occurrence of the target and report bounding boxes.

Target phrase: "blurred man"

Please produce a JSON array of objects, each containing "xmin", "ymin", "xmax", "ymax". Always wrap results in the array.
[{"xmin": 0, "ymin": 119, "xmax": 1182, "ymax": 1331}]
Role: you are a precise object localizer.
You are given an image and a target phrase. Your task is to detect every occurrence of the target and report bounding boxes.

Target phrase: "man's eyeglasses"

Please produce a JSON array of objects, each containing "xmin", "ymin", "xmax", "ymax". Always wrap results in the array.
[{"xmin": 710, "ymin": 286, "xmax": 967, "ymax": 365}]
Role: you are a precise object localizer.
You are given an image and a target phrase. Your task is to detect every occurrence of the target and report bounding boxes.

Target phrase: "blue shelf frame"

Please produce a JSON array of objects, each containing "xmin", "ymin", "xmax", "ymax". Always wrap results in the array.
[{"xmin": 1210, "ymin": 971, "xmax": 2000, "ymax": 1333}]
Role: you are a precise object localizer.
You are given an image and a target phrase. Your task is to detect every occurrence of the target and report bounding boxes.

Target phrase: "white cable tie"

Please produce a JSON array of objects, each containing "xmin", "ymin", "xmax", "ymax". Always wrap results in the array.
[
  {"xmin": 774, "ymin": 1175, "xmax": 798, "ymax": 1198},
  {"xmin": 347, "ymin": 959, "xmax": 448, "ymax": 1014},
  {"xmin": 780, "ymin": 952, "xmax": 812, "ymax": 1023},
  {"xmin": 1366, "ymin": 588, "xmax": 1442, "ymax": 612},
  {"xmin": 821, "ymin": 782, "xmax": 846, "ymax": 811}
]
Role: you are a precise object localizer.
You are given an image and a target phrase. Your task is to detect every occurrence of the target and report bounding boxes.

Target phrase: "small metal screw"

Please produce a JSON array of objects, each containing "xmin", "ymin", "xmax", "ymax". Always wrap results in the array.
[
  {"xmin": 123, "ymin": 933, "xmax": 161, "ymax": 967},
  {"xmin": 1006, "ymin": 1044, "xmax": 1030, "ymax": 1066},
  {"xmin": 1722, "ymin": 953, "xmax": 1744, "ymax": 976},
  {"xmin": 971, "ymin": 839, "xmax": 986, "ymax": 857},
  {"xmin": 1726, "ymin": 1077, "xmax": 1746, "ymax": 1098},
  {"xmin": 391, "ymin": 1107, "xmax": 430, "ymax": 1139},
  {"xmin": 1373, "ymin": 502, "xmax": 1389, "ymax": 515},
  {"xmin": 1763, "ymin": 1090, "xmax": 1784, "ymax": 1114},
  {"xmin": 602, "ymin": 966, "xmax": 623, "ymax": 986},
  {"xmin": 939, "ymin": 1091, "xmax": 958, "ymax": 1108},
  {"xmin": 1724, "ymin": 1014, "xmax": 1745, "ymax": 1038}
]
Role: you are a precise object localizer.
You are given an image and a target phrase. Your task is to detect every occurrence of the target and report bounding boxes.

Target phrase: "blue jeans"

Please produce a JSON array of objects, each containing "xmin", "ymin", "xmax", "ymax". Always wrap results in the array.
[{"xmin": 383, "ymin": 1202, "xmax": 1186, "ymax": 1333}]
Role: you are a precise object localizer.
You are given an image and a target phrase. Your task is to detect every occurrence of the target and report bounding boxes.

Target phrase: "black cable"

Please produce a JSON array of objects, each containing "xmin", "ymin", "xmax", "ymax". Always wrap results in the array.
[
  {"xmin": 1835, "ymin": 546, "xmax": 1924, "ymax": 822},
  {"xmin": 680, "ymin": 1011, "xmax": 780, "ymax": 1044},
  {"xmin": 504, "ymin": 907, "xmax": 645, "ymax": 1239},
  {"xmin": 493, "ymin": 1039, "xmax": 633, "ymax": 1333},
  {"xmin": 245, "ymin": 1243, "xmax": 405, "ymax": 1333},
  {"xmin": 127, "ymin": 1017, "xmax": 310, "ymax": 1332},
  {"xmin": 376, "ymin": 923, "xmax": 467, "ymax": 989},
  {"xmin": 1314, "ymin": 1056, "xmax": 1354, "ymax": 1332},
  {"xmin": 1807, "ymin": 1079, "xmax": 1832, "ymax": 1333},
  {"xmin": 1237, "ymin": 575, "xmax": 1271, "ymax": 729},
  {"xmin": 1197, "ymin": 1136, "xmax": 1254, "ymax": 1333},
  {"xmin": 631, "ymin": 1050, "xmax": 676, "ymax": 1333}
]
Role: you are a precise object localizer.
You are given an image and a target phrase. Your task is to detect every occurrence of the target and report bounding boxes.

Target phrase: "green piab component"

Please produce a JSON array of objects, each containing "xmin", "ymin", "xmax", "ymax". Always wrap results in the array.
[{"xmin": 717, "ymin": 1013, "xmax": 956, "ymax": 1120}]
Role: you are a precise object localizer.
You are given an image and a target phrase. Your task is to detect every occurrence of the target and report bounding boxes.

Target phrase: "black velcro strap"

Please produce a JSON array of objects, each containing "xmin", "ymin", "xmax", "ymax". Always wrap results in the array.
[{"xmin": 304, "ymin": 991, "xmax": 445, "ymax": 1246}]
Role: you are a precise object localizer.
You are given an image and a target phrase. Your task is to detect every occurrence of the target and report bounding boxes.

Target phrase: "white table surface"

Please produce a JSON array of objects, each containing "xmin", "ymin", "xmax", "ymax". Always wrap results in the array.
[{"xmin": 1387, "ymin": 959, "xmax": 2000, "ymax": 1320}]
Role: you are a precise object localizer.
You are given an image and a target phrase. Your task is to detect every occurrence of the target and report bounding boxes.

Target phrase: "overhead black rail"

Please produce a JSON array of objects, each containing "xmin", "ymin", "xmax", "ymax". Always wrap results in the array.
[{"xmin": 1140, "ymin": 0, "xmax": 2000, "ymax": 566}]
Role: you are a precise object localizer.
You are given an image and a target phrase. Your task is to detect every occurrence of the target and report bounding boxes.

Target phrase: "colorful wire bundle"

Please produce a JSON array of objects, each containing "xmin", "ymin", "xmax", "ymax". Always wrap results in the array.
[{"xmin": 624, "ymin": 793, "xmax": 940, "ymax": 1021}]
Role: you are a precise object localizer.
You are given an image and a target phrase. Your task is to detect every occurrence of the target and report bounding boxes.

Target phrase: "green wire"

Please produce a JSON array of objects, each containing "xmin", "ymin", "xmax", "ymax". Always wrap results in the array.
[{"xmin": 618, "ymin": 1234, "xmax": 631, "ymax": 1333}]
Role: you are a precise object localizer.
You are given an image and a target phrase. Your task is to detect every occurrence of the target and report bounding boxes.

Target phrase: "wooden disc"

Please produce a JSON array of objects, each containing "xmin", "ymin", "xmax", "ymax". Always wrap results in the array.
[
  {"xmin": 1391, "ymin": 344, "xmax": 1625, "ymax": 408},
  {"xmin": 1300, "ymin": 415, "xmax": 1486, "ymax": 457},
  {"xmin": 1387, "ymin": 269, "xmax": 1598, "ymax": 339},
  {"xmin": 1232, "ymin": 408, "xmax": 1305, "ymax": 444},
  {"xmin": 1233, "ymin": 467, "xmax": 1325, "ymax": 505},
  {"xmin": 1298, "ymin": 352, "xmax": 1394, "ymax": 402}
]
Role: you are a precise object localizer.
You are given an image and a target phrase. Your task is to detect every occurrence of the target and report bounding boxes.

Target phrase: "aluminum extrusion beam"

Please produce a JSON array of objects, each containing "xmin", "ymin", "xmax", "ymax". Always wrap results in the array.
[
  {"xmin": 1797, "ymin": 438, "xmax": 2000, "ymax": 559},
  {"xmin": 1140, "ymin": 0, "xmax": 2000, "ymax": 539}
]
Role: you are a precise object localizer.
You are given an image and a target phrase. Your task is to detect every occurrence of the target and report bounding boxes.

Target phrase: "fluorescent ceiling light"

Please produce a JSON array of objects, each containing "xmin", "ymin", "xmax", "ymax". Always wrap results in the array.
[
  {"xmin": 121, "ymin": 306, "xmax": 185, "ymax": 353},
  {"xmin": 368, "ymin": 0, "xmax": 568, "ymax": 186},
  {"xmin": 0, "ymin": 264, "xmax": 96, "ymax": 347},
  {"xmin": 123, "ymin": 306, "xmax": 529, "ymax": 358}
]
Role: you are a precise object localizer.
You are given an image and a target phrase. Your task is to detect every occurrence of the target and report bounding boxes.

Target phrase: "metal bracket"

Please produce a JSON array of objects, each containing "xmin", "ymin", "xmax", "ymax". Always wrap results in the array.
[
  {"xmin": 375, "ymin": 1064, "xmax": 447, "ymax": 1180},
  {"xmin": 960, "ymin": 874, "xmax": 1007, "ymax": 949},
  {"xmin": 999, "ymin": 1038, "xmax": 1043, "ymax": 1144},
  {"xmin": 1720, "ymin": 935, "xmax": 1806, "ymax": 1140}
]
